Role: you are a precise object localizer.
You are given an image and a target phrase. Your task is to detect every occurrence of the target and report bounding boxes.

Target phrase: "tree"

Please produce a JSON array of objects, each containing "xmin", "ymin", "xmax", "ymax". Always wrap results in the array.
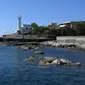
[{"xmin": 31, "ymin": 23, "xmax": 38, "ymax": 29}]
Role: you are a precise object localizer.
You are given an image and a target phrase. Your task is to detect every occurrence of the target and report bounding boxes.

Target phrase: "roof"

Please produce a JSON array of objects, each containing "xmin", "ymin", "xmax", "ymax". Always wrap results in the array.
[
  {"xmin": 59, "ymin": 24, "xmax": 66, "ymax": 27},
  {"xmin": 23, "ymin": 24, "xmax": 31, "ymax": 26}
]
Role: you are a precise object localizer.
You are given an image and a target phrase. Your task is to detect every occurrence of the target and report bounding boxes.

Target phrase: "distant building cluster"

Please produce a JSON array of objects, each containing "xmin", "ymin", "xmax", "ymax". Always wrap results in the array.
[
  {"xmin": 2, "ymin": 15, "xmax": 85, "ymax": 39},
  {"xmin": 59, "ymin": 22, "xmax": 72, "ymax": 28},
  {"xmin": 48, "ymin": 21, "xmax": 85, "ymax": 29},
  {"xmin": 16, "ymin": 15, "xmax": 85, "ymax": 34},
  {"xmin": 48, "ymin": 23, "xmax": 58, "ymax": 29}
]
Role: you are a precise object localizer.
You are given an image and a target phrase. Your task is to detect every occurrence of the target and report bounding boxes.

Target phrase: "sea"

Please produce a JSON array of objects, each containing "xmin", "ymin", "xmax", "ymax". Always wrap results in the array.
[{"xmin": 0, "ymin": 46, "xmax": 85, "ymax": 85}]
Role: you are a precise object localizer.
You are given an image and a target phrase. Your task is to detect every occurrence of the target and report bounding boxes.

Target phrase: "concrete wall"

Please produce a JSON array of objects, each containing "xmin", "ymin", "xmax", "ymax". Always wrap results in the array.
[{"xmin": 56, "ymin": 36, "xmax": 85, "ymax": 44}]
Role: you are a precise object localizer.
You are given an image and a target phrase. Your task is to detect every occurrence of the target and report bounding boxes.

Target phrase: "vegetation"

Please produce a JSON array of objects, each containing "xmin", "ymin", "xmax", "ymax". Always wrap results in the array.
[
  {"xmin": 31, "ymin": 22, "xmax": 85, "ymax": 37},
  {"xmin": 31, "ymin": 23, "xmax": 49, "ymax": 35},
  {"xmin": 31, "ymin": 22, "xmax": 38, "ymax": 29}
]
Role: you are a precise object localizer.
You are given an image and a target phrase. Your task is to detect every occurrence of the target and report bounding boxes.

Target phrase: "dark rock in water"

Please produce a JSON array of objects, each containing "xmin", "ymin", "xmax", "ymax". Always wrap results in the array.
[
  {"xmin": 28, "ymin": 46, "xmax": 32, "ymax": 49},
  {"xmin": 39, "ymin": 60, "xmax": 46, "ymax": 65},
  {"xmin": 34, "ymin": 51, "xmax": 44, "ymax": 54}
]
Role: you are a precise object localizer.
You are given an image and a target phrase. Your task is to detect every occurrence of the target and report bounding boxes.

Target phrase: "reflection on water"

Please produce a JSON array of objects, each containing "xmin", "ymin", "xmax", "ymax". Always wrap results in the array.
[{"xmin": 0, "ymin": 46, "xmax": 85, "ymax": 85}]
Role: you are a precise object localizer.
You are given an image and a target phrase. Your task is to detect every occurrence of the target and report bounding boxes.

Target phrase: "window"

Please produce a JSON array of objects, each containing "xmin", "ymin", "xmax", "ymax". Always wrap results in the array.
[{"xmin": 26, "ymin": 27, "xmax": 28, "ymax": 30}]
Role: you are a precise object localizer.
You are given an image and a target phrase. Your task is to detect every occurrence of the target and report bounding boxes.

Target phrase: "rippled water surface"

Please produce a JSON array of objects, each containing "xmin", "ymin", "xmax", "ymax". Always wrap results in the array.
[{"xmin": 0, "ymin": 46, "xmax": 85, "ymax": 85}]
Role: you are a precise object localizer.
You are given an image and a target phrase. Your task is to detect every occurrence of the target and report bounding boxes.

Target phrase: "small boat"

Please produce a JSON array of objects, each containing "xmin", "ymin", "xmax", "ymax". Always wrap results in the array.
[{"xmin": 33, "ymin": 51, "xmax": 44, "ymax": 54}]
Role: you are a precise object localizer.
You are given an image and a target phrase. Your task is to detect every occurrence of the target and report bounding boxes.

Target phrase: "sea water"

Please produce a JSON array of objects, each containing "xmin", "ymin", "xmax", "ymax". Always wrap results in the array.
[{"xmin": 0, "ymin": 46, "xmax": 85, "ymax": 85}]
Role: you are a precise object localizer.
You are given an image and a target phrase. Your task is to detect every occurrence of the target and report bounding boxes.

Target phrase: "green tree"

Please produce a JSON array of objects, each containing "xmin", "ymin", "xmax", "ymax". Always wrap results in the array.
[
  {"xmin": 31, "ymin": 23, "xmax": 39, "ymax": 34},
  {"xmin": 31, "ymin": 23, "xmax": 38, "ymax": 29}
]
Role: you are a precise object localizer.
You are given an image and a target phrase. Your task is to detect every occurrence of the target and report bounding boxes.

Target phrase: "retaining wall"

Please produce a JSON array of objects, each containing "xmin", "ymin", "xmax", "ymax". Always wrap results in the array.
[{"xmin": 56, "ymin": 36, "xmax": 85, "ymax": 44}]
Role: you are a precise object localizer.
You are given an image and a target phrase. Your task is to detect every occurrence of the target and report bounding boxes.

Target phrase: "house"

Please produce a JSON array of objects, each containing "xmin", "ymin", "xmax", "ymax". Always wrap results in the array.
[
  {"xmin": 21, "ymin": 24, "xmax": 32, "ymax": 34},
  {"xmin": 48, "ymin": 23, "xmax": 59, "ymax": 29},
  {"xmin": 59, "ymin": 22, "xmax": 72, "ymax": 28}
]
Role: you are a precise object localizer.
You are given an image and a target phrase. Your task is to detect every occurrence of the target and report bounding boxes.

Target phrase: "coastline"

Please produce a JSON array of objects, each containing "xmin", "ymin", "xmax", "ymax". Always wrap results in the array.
[
  {"xmin": 0, "ymin": 41, "xmax": 85, "ymax": 53},
  {"xmin": 41, "ymin": 41, "xmax": 85, "ymax": 52},
  {"xmin": 0, "ymin": 35, "xmax": 85, "ymax": 52}
]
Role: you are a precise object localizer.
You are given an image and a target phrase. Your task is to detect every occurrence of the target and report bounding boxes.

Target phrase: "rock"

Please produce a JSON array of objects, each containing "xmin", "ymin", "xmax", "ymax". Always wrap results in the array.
[
  {"xmin": 27, "ymin": 56, "xmax": 37, "ymax": 62},
  {"xmin": 46, "ymin": 62, "xmax": 52, "ymax": 65},
  {"xmin": 34, "ymin": 51, "xmax": 44, "ymax": 54},
  {"xmin": 52, "ymin": 59, "xmax": 60, "ymax": 64},
  {"xmin": 66, "ymin": 62, "xmax": 81, "ymax": 66},
  {"xmin": 44, "ymin": 57, "xmax": 56, "ymax": 63},
  {"xmin": 28, "ymin": 46, "xmax": 32, "ymax": 49},
  {"xmin": 39, "ymin": 60, "xmax": 46, "ymax": 65},
  {"xmin": 39, "ymin": 57, "xmax": 81, "ymax": 67},
  {"xmin": 60, "ymin": 58, "xmax": 72, "ymax": 64},
  {"xmin": 51, "ymin": 59, "xmax": 64, "ymax": 65},
  {"xmin": 75, "ymin": 62, "xmax": 81, "ymax": 66}
]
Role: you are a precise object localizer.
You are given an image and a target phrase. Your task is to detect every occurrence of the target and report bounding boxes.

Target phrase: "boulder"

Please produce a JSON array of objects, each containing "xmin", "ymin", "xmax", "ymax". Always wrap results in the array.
[
  {"xmin": 28, "ymin": 56, "xmax": 37, "ymax": 62},
  {"xmin": 52, "ymin": 59, "xmax": 60, "ymax": 64},
  {"xmin": 34, "ymin": 51, "xmax": 44, "ymax": 54},
  {"xmin": 60, "ymin": 58, "xmax": 72, "ymax": 64},
  {"xmin": 51, "ymin": 59, "xmax": 64, "ymax": 65},
  {"xmin": 39, "ymin": 60, "xmax": 46, "ymax": 65},
  {"xmin": 44, "ymin": 57, "xmax": 56, "ymax": 63},
  {"xmin": 67, "ymin": 62, "xmax": 81, "ymax": 66},
  {"xmin": 46, "ymin": 62, "xmax": 52, "ymax": 65}
]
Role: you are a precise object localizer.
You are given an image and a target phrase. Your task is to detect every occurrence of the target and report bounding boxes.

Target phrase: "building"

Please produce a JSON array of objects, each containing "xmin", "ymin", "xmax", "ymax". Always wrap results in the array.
[
  {"xmin": 17, "ymin": 15, "xmax": 32, "ymax": 34},
  {"xmin": 70, "ymin": 21, "xmax": 85, "ymax": 29},
  {"xmin": 48, "ymin": 22, "xmax": 72, "ymax": 29},
  {"xmin": 59, "ymin": 22, "xmax": 72, "ymax": 28},
  {"xmin": 59, "ymin": 21, "xmax": 85, "ymax": 29},
  {"xmin": 48, "ymin": 23, "xmax": 59, "ymax": 29},
  {"xmin": 20, "ymin": 24, "xmax": 32, "ymax": 34}
]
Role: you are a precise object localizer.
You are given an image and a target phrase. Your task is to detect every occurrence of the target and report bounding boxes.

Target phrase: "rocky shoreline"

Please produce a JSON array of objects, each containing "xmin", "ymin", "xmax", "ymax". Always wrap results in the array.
[
  {"xmin": 0, "ymin": 40, "xmax": 85, "ymax": 52},
  {"xmin": 40, "ymin": 41, "xmax": 85, "ymax": 52}
]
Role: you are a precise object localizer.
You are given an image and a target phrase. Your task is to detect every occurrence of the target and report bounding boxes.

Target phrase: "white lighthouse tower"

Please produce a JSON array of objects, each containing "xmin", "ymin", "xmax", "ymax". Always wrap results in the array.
[{"xmin": 17, "ymin": 15, "xmax": 22, "ymax": 34}]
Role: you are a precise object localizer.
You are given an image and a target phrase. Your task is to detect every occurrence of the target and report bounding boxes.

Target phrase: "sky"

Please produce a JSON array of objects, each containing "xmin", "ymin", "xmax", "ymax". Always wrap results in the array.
[{"xmin": 0, "ymin": 0, "xmax": 85, "ymax": 36}]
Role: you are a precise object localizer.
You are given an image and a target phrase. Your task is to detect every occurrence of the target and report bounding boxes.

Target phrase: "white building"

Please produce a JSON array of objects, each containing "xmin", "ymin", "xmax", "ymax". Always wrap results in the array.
[
  {"xmin": 21, "ymin": 24, "xmax": 32, "ymax": 34},
  {"xmin": 17, "ymin": 15, "xmax": 32, "ymax": 34},
  {"xmin": 59, "ymin": 21, "xmax": 72, "ymax": 28},
  {"xmin": 48, "ymin": 23, "xmax": 59, "ymax": 29}
]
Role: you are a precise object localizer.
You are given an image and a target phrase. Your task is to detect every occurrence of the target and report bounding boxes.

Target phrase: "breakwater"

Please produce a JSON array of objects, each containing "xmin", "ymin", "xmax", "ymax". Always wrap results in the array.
[
  {"xmin": 0, "ymin": 37, "xmax": 53, "ymax": 42},
  {"xmin": 0, "ymin": 37, "xmax": 54, "ymax": 46}
]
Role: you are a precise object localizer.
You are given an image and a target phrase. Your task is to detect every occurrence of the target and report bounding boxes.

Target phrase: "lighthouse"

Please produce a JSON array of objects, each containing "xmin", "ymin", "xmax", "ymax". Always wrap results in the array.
[
  {"xmin": 17, "ymin": 15, "xmax": 22, "ymax": 34},
  {"xmin": 16, "ymin": 15, "xmax": 33, "ymax": 34}
]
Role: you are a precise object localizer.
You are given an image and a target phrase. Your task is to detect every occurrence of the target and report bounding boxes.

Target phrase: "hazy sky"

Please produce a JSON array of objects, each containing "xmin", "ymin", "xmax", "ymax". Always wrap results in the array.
[{"xmin": 0, "ymin": 0, "xmax": 85, "ymax": 35}]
